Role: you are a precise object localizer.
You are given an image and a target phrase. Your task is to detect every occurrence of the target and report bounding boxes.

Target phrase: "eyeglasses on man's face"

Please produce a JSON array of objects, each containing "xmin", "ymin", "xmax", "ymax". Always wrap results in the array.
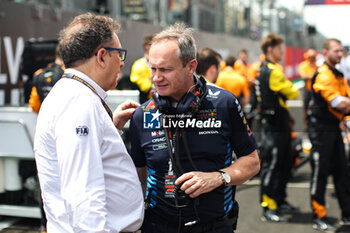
[{"xmin": 101, "ymin": 47, "xmax": 127, "ymax": 61}]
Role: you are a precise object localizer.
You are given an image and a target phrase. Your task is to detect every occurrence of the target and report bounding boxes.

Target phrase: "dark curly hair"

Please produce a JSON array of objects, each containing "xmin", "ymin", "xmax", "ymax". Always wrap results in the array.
[{"xmin": 58, "ymin": 13, "xmax": 120, "ymax": 68}]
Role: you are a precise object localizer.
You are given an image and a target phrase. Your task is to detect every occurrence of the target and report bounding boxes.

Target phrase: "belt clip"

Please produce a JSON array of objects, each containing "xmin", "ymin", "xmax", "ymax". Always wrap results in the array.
[{"xmin": 184, "ymin": 220, "xmax": 198, "ymax": 226}]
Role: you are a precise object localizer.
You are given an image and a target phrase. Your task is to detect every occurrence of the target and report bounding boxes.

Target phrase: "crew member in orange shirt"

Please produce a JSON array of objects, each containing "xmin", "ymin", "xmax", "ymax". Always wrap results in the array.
[
  {"xmin": 299, "ymin": 49, "xmax": 317, "ymax": 121},
  {"xmin": 307, "ymin": 38, "xmax": 350, "ymax": 231},
  {"xmin": 29, "ymin": 48, "xmax": 65, "ymax": 114},
  {"xmin": 234, "ymin": 49, "xmax": 249, "ymax": 78},
  {"xmin": 216, "ymin": 56, "xmax": 250, "ymax": 107},
  {"xmin": 248, "ymin": 54, "xmax": 265, "ymax": 86}
]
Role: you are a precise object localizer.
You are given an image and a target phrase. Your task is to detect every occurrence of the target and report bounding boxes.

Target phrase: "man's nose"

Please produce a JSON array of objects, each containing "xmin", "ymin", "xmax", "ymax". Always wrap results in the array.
[{"xmin": 152, "ymin": 71, "xmax": 162, "ymax": 82}]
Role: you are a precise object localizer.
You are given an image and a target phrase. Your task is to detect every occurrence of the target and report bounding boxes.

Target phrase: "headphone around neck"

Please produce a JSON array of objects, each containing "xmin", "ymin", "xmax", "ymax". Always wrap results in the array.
[{"xmin": 152, "ymin": 75, "xmax": 208, "ymax": 115}]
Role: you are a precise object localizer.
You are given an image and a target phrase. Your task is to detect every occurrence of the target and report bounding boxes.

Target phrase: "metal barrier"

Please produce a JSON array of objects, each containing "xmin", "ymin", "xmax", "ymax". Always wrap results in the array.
[
  {"xmin": 0, "ymin": 90, "xmax": 140, "ymax": 219},
  {"xmin": 0, "ymin": 107, "xmax": 40, "ymax": 218}
]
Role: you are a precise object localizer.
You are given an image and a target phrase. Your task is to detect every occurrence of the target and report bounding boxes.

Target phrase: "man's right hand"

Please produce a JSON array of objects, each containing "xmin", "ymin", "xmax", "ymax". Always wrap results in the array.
[
  {"xmin": 175, "ymin": 171, "xmax": 224, "ymax": 198},
  {"xmin": 113, "ymin": 100, "xmax": 140, "ymax": 130}
]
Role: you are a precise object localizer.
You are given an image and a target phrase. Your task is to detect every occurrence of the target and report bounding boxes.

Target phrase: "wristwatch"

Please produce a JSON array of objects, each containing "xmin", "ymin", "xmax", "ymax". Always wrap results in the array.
[{"xmin": 218, "ymin": 171, "xmax": 231, "ymax": 186}]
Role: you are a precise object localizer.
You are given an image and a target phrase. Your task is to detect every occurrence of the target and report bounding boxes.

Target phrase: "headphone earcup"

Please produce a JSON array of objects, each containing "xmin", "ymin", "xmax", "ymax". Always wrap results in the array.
[{"xmin": 152, "ymin": 92, "xmax": 172, "ymax": 113}]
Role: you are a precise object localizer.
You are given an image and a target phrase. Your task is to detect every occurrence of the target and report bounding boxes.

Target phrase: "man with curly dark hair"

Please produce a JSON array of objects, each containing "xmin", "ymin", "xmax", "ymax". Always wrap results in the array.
[{"xmin": 34, "ymin": 13, "xmax": 144, "ymax": 232}]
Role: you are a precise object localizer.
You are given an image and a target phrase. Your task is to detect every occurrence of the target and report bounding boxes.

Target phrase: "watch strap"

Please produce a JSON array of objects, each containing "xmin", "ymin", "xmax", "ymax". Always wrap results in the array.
[{"xmin": 218, "ymin": 170, "xmax": 229, "ymax": 186}]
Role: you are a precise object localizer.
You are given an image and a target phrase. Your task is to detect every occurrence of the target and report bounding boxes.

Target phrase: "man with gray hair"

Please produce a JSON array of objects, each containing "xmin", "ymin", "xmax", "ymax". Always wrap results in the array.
[
  {"xmin": 129, "ymin": 22, "xmax": 260, "ymax": 233},
  {"xmin": 34, "ymin": 13, "xmax": 144, "ymax": 232}
]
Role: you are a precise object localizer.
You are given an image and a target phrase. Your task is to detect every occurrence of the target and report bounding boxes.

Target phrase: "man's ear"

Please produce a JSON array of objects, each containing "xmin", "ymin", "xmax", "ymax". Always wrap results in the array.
[
  {"xmin": 96, "ymin": 48, "xmax": 107, "ymax": 68},
  {"xmin": 187, "ymin": 59, "xmax": 198, "ymax": 75},
  {"xmin": 322, "ymin": 48, "xmax": 328, "ymax": 56},
  {"xmin": 209, "ymin": 64, "xmax": 217, "ymax": 74},
  {"xmin": 206, "ymin": 64, "xmax": 219, "ymax": 83}
]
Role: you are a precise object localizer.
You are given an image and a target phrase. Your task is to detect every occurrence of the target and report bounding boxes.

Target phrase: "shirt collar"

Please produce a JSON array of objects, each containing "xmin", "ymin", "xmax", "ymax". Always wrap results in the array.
[
  {"xmin": 64, "ymin": 68, "xmax": 107, "ymax": 100},
  {"xmin": 324, "ymin": 62, "xmax": 344, "ymax": 78}
]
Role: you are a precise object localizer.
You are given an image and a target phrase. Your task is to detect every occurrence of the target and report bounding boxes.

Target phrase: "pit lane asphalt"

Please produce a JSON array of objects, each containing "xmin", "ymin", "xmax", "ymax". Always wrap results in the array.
[{"xmin": 0, "ymin": 157, "xmax": 349, "ymax": 233}]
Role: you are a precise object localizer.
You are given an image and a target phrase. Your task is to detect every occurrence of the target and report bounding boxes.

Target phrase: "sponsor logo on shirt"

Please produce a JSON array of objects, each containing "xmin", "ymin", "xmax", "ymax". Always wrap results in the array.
[
  {"xmin": 152, "ymin": 143, "xmax": 167, "ymax": 151},
  {"xmin": 207, "ymin": 89, "xmax": 220, "ymax": 99},
  {"xmin": 151, "ymin": 130, "xmax": 165, "ymax": 137},
  {"xmin": 198, "ymin": 130, "xmax": 219, "ymax": 135},
  {"xmin": 243, "ymin": 117, "xmax": 253, "ymax": 136},
  {"xmin": 76, "ymin": 126, "xmax": 89, "ymax": 136},
  {"xmin": 152, "ymin": 137, "xmax": 166, "ymax": 143},
  {"xmin": 197, "ymin": 109, "xmax": 217, "ymax": 118}
]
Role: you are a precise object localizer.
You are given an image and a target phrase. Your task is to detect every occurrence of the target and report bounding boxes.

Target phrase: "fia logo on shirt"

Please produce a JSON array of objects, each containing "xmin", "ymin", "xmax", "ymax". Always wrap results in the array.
[
  {"xmin": 76, "ymin": 126, "xmax": 89, "ymax": 136},
  {"xmin": 143, "ymin": 110, "xmax": 161, "ymax": 129}
]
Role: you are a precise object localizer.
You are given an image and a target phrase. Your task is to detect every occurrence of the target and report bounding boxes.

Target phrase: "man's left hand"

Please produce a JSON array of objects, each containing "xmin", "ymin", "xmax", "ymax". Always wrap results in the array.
[
  {"xmin": 113, "ymin": 101, "xmax": 140, "ymax": 130},
  {"xmin": 175, "ymin": 171, "xmax": 222, "ymax": 198}
]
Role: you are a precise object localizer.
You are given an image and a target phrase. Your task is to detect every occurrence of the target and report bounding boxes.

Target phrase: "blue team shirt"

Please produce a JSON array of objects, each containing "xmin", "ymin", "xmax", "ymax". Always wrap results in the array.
[{"xmin": 129, "ymin": 83, "xmax": 257, "ymax": 223}]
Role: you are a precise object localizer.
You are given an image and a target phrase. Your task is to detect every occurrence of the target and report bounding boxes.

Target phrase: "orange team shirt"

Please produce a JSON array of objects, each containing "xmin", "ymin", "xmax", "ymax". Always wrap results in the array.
[
  {"xmin": 215, "ymin": 69, "xmax": 249, "ymax": 98},
  {"xmin": 313, "ymin": 63, "xmax": 350, "ymax": 121},
  {"xmin": 299, "ymin": 60, "xmax": 317, "ymax": 92},
  {"xmin": 234, "ymin": 60, "xmax": 249, "ymax": 78},
  {"xmin": 29, "ymin": 68, "xmax": 45, "ymax": 114},
  {"xmin": 248, "ymin": 61, "xmax": 261, "ymax": 83},
  {"xmin": 29, "ymin": 65, "xmax": 65, "ymax": 114}
]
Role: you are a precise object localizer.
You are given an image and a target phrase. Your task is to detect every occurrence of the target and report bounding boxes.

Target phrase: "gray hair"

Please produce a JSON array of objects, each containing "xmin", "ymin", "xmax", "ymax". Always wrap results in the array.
[
  {"xmin": 153, "ymin": 22, "xmax": 197, "ymax": 67},
  {"xmin": 58, "ymin": 13, "xmax": 120, "ymax": 68}
]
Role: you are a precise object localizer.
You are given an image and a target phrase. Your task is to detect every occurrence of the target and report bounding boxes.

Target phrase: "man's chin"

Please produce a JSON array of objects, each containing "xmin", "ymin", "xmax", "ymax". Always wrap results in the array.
[{"xmin": 155, "ymin": 89, "xmax": 168, "ymax": 97}]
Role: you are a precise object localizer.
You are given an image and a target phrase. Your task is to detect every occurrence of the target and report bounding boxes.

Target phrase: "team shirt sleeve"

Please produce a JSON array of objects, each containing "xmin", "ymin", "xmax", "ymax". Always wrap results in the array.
[
  {"xmin": 314, "ymin": 72, "xmax": 344, "ymax": 104},
  {"xmin": 228, "ymin": 97, "xmax": 257, "ymax": 157},
  {"xmin": 269, "ymin": 67, "xmax": 299, "ymax": 100}
]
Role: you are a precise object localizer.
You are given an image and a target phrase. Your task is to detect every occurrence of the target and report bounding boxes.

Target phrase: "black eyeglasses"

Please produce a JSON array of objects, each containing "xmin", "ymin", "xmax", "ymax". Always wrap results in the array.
[{"xmin": 100, "ymin": 47, "xmax": 127, "ymax": 61}]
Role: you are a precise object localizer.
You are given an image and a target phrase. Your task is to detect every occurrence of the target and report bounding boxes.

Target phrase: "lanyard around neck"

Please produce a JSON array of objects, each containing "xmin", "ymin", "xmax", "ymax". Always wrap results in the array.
[{"xmin": 63, "ymin": 73, "xmax": 113, "ymax": 121}]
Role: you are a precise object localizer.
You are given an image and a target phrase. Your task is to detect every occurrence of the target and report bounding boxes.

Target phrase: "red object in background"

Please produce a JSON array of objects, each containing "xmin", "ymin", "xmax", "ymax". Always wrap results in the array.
[
  {"xmin": 284, "ymin": 46, "xmax": 306, "ymax": 80},
  {"xmin": 326, "ymin": 0, "xmax": 350, "ymax": 4},
  {"xmin": 305, "ymin": 0, "xmax": 350, "ymax": 5}
]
